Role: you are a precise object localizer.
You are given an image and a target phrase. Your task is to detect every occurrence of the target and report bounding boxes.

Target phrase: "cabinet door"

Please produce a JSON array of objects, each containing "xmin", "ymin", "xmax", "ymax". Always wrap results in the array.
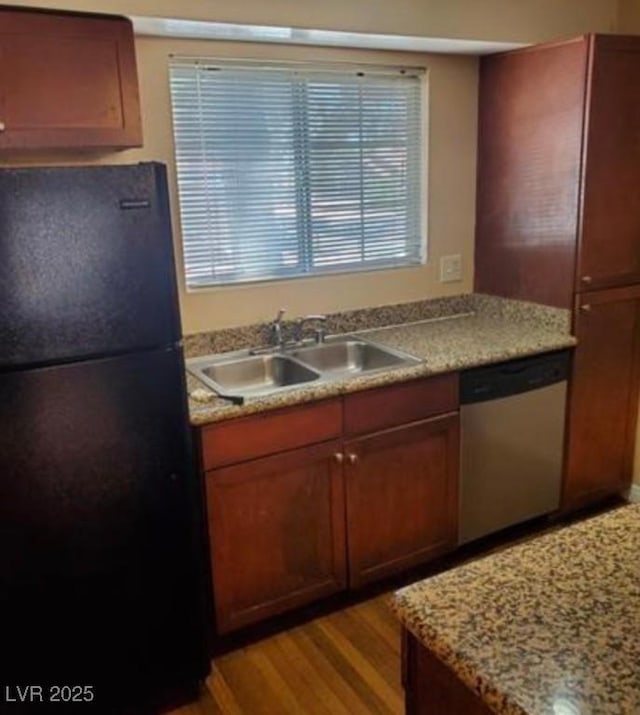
[
  {"xmin": 474, "ymin": 38, "xmax": 588, "ymax": 309},
  {"xmin": 563, "ymin": 286, "xmax": 640, "ymax": 510},
  {"xmin": 345, "ymin": 414, "xmax": 459, "ymax": 588},
  {"xmin": 578, "ymin": 36, "xmax": 640, "ymax": 291},
  {"xmin": 0, "ymin": 10, "xmax": 141, "ymax": 149},
  {"xmin": 206, "ymin": 440, "xmax": 346, "ymax": 633}
]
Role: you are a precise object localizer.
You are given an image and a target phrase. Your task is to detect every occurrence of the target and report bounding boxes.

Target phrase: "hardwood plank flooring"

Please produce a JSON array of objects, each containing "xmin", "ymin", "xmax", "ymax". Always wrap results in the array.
[
  {"xmin": 168, "ymin": 593, "xmax": 402, "ymax": 715},
  {"xmin": 168, "ymin": 501, "xmax": 621, "ymax": 715}
]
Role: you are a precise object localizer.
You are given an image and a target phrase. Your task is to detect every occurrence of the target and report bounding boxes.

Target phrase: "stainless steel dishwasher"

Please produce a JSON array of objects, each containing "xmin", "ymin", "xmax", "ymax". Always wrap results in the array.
[{"xmin": 459, "ymin": 350, "xmax": 570, "ymax": 544}]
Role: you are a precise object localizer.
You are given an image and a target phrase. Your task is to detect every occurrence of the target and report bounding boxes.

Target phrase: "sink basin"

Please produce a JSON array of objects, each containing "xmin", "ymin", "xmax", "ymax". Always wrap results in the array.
[
  {"xmin": 188, "ymin": 353, "xmax": 319, "ymax": 398},
  {"xmin": 187, "ymin": 335, "xmax": 419, "ymax": 401},
  {"xmin": 290, "ymin": 339, "xmax": 417, "ymax": 374}
]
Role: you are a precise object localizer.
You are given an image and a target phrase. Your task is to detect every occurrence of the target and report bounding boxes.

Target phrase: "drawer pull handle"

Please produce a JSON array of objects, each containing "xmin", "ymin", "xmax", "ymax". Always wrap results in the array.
[
  {"xmin": 580, "ymin": 304, "xmax": 592, "ymax": 313},
  {"xmin": 0, "ymin": 121, "xmax": 5, "ymax": 132},
  {"xmin": 334, "ymin": 452, "xmax": 344, "ymax": 464},
  {"xmin": 347, "ymin": 453, "xmax": 358, "ymax": 464},
  {"xmin": 581, "ymin": 275, "xmax": 592, "ymax": 284}
]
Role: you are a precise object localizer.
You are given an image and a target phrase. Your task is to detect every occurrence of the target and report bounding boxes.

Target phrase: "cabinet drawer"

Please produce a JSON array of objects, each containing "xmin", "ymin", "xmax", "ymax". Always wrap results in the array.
[
  {"xmin": 201, "ymin": 398, "xmax": 342, "ymax": 469},
  {"xmin": 344, "ymin": 375, "xmax": 459, "ymax": 436}
]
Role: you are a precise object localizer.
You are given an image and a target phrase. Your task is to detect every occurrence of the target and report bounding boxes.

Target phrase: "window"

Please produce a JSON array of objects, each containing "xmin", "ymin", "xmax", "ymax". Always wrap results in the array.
[{"xmin": 169, "ymin": 59, "xmax": 426, "ymax": 288}]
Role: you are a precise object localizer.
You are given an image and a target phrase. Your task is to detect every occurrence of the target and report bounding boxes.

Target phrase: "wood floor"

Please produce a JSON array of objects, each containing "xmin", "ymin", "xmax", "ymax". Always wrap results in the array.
[
  {"xmin": 167, "ymin": 504, "xmax": 615, "ymax": 715},
  {"xmin": 168, "ymin": 593, "xmax": 403, "ymax": 715}
]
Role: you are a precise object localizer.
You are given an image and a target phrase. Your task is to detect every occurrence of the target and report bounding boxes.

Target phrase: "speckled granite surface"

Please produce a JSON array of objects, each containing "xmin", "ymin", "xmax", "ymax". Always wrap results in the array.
[
  {"xmin": 184, "ymin": 294, "xmax": 478, "ymax": 358},
  {"xmin": 392, "ymin": 504, "xmax": 640, "ymax": 715},
  {"xmin": 363, "ymin": 311, "xmax": 571, "ymax": 373},
  {"xmin": 187, "ymin": 294, "xmax": 576, "ymax": 426}
]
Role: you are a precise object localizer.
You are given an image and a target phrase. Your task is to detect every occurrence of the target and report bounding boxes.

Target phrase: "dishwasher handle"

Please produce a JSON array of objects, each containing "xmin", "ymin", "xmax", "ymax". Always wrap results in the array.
[{"xmin": 460, "ymin": 350, "xmax": 571, "ymax": 404}]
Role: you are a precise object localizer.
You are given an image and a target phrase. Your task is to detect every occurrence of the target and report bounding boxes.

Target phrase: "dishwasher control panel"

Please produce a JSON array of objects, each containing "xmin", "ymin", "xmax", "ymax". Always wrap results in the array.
[{"xmin": 460, "ymin": 350, "xmax": 571, "ymax": 404}]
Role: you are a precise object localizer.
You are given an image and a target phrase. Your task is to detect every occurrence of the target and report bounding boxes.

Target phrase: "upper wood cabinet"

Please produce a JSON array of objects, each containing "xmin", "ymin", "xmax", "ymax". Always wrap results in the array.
[
  {"xmin": 475, "ymin": 37, "xmax": 587, "ymax": 309},
  {"xmin": 578, "ymin": 37, "xmax": 640, "ymax": 291},
  {"xmin": 0, "ymin": 8, "xmax": 142, "ymax": 150},
  {"xmin": 475, "ymin": 34, "xmax": 640, "ymax": 305}
]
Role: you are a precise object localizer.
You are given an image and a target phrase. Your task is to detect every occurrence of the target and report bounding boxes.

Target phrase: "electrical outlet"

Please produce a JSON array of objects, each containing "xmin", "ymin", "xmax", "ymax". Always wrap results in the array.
[{"xmin": 440, "ymin": 254, "xmax": 462, "ymax": 283}]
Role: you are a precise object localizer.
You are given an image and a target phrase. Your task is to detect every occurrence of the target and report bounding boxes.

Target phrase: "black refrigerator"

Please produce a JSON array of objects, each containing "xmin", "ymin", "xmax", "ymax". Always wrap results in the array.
[{"xmin": 0, "ymin": 163, "xmax": 210, "ymax": 712}]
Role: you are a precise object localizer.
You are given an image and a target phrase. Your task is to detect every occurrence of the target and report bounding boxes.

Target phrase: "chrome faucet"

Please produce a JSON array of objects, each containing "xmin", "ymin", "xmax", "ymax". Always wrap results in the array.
[
  {"xmin": 269, "ymin": 308, "xmax": 287, "ymax": 349},
  {"xmin": 294, "ymin": 314, "xmax": 328, "ymax": 344}
]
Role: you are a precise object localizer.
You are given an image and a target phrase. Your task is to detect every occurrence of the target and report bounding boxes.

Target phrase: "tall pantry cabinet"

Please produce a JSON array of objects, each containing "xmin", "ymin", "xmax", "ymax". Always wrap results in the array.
[{"xmin": 475, "ymin": 35, "xmax": 640, "ymax": 511}]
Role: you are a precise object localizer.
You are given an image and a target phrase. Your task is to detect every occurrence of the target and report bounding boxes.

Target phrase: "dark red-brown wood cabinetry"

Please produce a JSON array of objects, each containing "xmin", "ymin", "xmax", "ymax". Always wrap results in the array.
[
  {"xmin": 475, "ymin": 35, "xmax": 640, "ymax": 509},
  {"xmin": 342, "ymin": 377, "xmax": 459, "ymax": 588},
  {"xmin": 563, "ymin": 287, "xmax": 640, "ymax": 510},
  {"xmin": 198, "ymin": 376, "xmax": 460, "ymax": 634},
  {"xmin": 0, "ymin": 8, "xmax": 142, "ymax": 150}
]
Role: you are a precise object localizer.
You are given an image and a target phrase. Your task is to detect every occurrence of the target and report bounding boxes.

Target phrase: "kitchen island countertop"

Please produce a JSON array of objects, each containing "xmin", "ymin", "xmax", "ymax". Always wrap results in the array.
[
  {"xmin": 186, "ymin": 293, "xmax": 576, "ymax": 426},
  {"xmin": 392, "ymin": 503, "xmax": 640, "ymax": 715}
]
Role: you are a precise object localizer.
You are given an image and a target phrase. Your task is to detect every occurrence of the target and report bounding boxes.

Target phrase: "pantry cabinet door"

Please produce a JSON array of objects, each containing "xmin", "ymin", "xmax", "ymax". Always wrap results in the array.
[
  {"xmin": 578, "ymin": 36, "xmax": 640, "ymax": 291},
  {"xmin": 563, "ymin": 286, "xmax": 640, "ymax": 509}
]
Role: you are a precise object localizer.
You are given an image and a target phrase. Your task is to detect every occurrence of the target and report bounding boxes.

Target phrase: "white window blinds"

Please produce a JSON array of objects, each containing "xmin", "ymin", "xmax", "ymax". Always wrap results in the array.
[{"xmin": 169, "ymin": 60, "xmax": 426, "ymax": 288}]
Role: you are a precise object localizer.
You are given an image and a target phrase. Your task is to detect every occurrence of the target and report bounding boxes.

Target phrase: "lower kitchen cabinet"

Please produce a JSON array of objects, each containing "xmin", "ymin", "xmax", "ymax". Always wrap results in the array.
[
  {"xmin": 199, "ymin": 375, "xmax": 460, "ymax": 634},
  {"xmin": 345, "ymin": 414, "xmax": 460, "ymax": 587},
  {"xmin": 563, "ymin": 285, "xmax": 640, "ymax": 510},
  {"xmin": 206, "ymin": 439, "xmax": 347, "ymax": 633}
]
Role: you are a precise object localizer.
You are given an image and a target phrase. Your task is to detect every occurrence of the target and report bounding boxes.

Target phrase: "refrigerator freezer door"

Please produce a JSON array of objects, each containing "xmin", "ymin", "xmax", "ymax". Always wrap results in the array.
[
  {"xmin": 0, "ymin": 348, "xmax": 209, "ymax": 709},
  {"xmin": 0, "ymin": 163, "xmax": 181, "ymax": 368}
]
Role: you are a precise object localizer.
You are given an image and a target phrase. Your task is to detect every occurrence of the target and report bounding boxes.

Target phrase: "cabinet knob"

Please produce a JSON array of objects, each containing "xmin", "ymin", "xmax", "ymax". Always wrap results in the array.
[
  {"xmin": 347, "ymin": 453, "xmax": 358, "ymax": 464},
  {"xmin": 0, "ymin": 121, "xmax": 5, "ymax": 132},
  {"xmin": 581, "ymin": 275, "xmax": 592, "ymax": 284},
  {"xmin": 333, "ymin": 452, "xmax": 344, "ymax": 464},
  {"xmin": 580, "ymin": 304, "xmax": 592, "ymax": 313}
]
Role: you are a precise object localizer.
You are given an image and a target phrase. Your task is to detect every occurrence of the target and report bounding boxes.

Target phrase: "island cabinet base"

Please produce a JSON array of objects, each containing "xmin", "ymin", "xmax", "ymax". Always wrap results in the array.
[{"xmin": 403, "ymin": 630, "xmax": 492, "ymax": 715}]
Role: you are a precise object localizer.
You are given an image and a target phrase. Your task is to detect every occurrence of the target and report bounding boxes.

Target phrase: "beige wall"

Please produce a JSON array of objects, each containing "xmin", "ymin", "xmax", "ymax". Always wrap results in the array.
[
  {"xmin": 6, "ymin": 0, "xmax": 625, "ymax": 335},
  {"xmin": 617, "ymin": 0, "xmax": 640, "ymax": 32},
  {"xmin": 159, "ymin": 43, "xmax": 477, "ymax": 333},
  {"xmin": 10, "ymin": 37, "xmax": 479, "ymax": 334},
  {"xmin": 9, "ymin": 0, "xmax": 625, "ymax": 335},
  {"xmin": 5, "ymin": 0, "xmax": 619, "ymax": 43}
]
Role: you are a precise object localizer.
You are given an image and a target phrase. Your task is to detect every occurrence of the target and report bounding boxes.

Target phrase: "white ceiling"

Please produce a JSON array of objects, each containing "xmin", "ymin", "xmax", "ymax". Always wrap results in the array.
[{"xmin": 131, "ymin": 16, "xmax": 525, "ymax": 55}]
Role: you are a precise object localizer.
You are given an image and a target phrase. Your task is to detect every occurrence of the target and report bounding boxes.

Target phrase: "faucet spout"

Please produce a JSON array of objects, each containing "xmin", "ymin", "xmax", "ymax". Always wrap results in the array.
[{"xmin": 270, "ymin": 307, "xmax": 287, "ymax": 349}]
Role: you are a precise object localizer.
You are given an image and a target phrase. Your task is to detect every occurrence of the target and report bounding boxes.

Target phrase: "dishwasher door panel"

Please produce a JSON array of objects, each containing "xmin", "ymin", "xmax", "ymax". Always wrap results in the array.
[{"xmin": 459, "ymin": 381, "xmax": 567, "ymax": 544}]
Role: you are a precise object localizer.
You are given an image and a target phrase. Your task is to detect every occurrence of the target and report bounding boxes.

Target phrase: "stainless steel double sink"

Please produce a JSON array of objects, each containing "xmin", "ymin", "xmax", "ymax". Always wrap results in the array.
[{"xmin": 187, "ymin": 335, "xmax": 420, "ymax": 401}]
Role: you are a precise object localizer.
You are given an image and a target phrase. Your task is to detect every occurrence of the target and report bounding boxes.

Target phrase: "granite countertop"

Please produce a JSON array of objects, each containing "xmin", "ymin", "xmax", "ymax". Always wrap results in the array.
[
  {"xmin": 186, "ymin": 293, "xmax": 577, "ymax": 426},
  {"xmin": 391, "ymin": 504, "xmax": 640, "ymax": 715}
]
